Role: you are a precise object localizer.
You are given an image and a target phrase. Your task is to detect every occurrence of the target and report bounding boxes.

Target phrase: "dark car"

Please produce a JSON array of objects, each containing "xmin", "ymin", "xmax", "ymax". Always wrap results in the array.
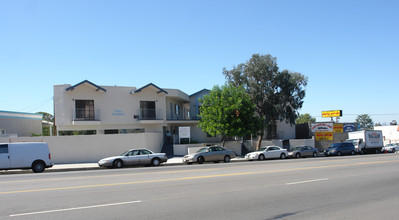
[{"xmin": 324, "ymin": 143, "xmax": 356, "ymax": 156}]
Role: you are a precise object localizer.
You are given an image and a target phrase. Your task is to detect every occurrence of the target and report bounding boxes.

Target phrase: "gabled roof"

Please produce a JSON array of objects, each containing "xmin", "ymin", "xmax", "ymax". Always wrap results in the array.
[
  {"xmin": 66, "ymin": 80, "xmax": 107, "ymax": 92},
  {"xmin": 133, "ymin": 83, "xmax": 168, "ymax": 94},
  {"xmin": 189, "ymin": 89, "xmax": 210, "ymax": 97}
]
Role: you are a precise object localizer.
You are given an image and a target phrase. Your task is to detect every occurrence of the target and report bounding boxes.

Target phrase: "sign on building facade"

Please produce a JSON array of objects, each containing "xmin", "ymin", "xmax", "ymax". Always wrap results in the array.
[{"xmin": 311, "ymin": 123, "xmax": 333, "ymax": 132}]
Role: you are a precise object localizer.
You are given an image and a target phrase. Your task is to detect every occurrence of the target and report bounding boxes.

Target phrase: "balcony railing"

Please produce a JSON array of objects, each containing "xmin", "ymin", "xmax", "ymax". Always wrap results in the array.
[
  {"xmin": 74, "ymin": 108, "xmax": 100, "ymax": 121},
  {"xmin": 167, "ymin": 109, "xmax": 200, "ymax": 121},
  {"xmin": 136, "ymin": 109, "xmax": 163, "ymax": 120}
]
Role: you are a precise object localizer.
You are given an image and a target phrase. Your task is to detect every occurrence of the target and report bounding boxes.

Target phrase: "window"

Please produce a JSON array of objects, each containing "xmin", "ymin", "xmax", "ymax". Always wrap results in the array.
[
  {"xmin": 0, "ymin": 129, "xmax": 5, "ymax": 135},
  {"xmin": 140, "ymin": 149, "xmax": 152, "ymax": 155},
  {"xmin": 75, "ymin": 100, "xmax": 95, "ymax": 120},
  {"xmin": 140, "ymin": 101, "xmax": 156, "ymax": 120},
  {"xmin": 0, "ymin": 144, "xmax": 8, "ymax": 154},
  {"xmin": 127, "ymin": 150, "xmax": 140, "ymax": 156},
  {"xmin": 175, "ymin": 104, "xmax": 179, "ymax": 115},
  {"xmin": 104, "ymin": 129, "xmax": 119, "ymax": 134}
]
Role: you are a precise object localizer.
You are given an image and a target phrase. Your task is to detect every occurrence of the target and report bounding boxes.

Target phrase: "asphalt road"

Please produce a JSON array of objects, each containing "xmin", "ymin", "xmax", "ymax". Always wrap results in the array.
[{"xmin": 1, "ymin": 154, "xmax": 399, "ymax": 220}]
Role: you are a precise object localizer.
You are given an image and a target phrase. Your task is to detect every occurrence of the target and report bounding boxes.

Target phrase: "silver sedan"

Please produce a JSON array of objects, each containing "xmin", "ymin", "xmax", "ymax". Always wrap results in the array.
[
  {"xmin": 183, "ymin": 146, "xmax": 236, "ymax": 164},
  {"xmin": 288, "ymin": 146, "xmax": 319, "ymax": 158},
  {"xmin": 98, "ymin": 148, "xmax": 168, "ymax": 168}
]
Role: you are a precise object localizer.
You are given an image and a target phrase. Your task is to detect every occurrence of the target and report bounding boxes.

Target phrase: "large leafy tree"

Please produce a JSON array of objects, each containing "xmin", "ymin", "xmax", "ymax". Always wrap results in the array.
[
  {"xmin": 223, "ymin": 54, "xmax": 308, "ymax": 149},
  {"xmin": 356, "ymin": 114, "xmax": 374, "ymax": 130},
  {"xmin": 198, "ymin": 84, "xmax": 258, "ymax": 146},
  {"xmin": 296, "ymin": 113, "xmax": 316, "ymax": 124},
  {"xmin": 36, "ymin": 112, "xmax": 54, "ymax": 122},
  {"xmin": 36, "ymin": 112, "xmax": 54, "ymax": 136}
]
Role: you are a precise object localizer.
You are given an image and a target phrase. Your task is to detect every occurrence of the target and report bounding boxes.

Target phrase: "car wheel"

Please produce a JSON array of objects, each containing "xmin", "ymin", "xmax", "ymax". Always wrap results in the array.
[
  {"xmin": 258, "ymin": 154, "xmax": 265, "ymax": 160},
  {"xmin": 392, "ymin": 149, "xmax": 396, "ymax": 153},
  {"xmin": 151, "ymin": 158, "xmax": 161, "ymax": 166},
  {"xmin": 32, "ymin": 161, "xmax": 45, "ymax": 173},
  {"xmin": 223, "ymin": 155, "xmax": 231, "ymax": 163},
  {"xmin": 337, "ymin": 151, "xmax": 341, "ymax": 156},
  {"xmin": 351, "ymin": 150, "xmax": 355, "ymax": 155},
  {"xmin": 313, "ymin": 152, "xmax": 318, "ymax": 157},
  {"xmin": 280, "ymin": 153, "xmax": 286, "ymax": 159},
  {"xmin": 197, "ymin": 156, "xmax": 204, "ymax": 164},
  {"xmin": 113, "ymin": 159, "xmax": 123, "ymax": 168},
  {"xmin": 295, "ymin": 153, "xmax": 301, "ymax": 158}
]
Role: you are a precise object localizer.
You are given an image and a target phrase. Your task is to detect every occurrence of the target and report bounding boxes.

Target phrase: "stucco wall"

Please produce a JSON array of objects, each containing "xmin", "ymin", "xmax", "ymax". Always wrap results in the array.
[
  {"xmin": 54, "ymin": 83, "xmax": 167, "ymax": 133},
  {"xmin": 0, "ymin": 133, "xmax": 163, "ymax": 164},
  {"xmin": 289, "ymin": 138, "xmax": 315, "ymax": 148}
]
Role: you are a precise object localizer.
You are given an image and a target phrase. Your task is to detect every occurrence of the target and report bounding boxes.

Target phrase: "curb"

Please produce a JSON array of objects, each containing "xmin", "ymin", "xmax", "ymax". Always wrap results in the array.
[{"xmin": 0, "ymin": 157, "xmax": 248, "ymax": 175}]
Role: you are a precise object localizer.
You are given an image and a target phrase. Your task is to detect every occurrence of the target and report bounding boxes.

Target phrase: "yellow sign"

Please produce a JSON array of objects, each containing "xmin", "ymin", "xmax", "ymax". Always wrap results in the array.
[
  {"xmin": 333, "ymin": 124, "xmax": 343, "ymax": 133},
  {"xmin": 322, "ymin": 110, "xmax": 342, "ymax": 118},
  {"xmin": 315, "ymin": 132, "xmax": 333, "ymax": 141}
]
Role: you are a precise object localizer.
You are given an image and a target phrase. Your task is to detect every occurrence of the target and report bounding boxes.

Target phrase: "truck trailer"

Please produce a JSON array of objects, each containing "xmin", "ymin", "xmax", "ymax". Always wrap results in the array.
[{"xmin": 346, "ymin": 130, "xmax": 384, "ymax": 154}]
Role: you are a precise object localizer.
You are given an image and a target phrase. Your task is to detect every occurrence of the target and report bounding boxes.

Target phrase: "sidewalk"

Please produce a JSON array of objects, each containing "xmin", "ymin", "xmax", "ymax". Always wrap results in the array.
[{"xmin": 1, "ymin": 157, "xmax": 247, "ymax": 174}]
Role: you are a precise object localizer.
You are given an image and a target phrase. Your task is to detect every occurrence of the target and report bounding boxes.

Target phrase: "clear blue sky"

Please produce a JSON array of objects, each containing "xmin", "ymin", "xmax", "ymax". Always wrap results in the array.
[{"xmin": 1, "ymin": 0, "xmax": 398, "ymax": 124}]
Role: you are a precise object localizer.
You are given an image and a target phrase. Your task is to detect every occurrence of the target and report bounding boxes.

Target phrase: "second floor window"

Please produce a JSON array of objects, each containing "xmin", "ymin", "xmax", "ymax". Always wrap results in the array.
[
  {"xmin": 140, "ymin": 101, "xmax": 156, "ymax": 120},
  {"xmin": 75, "ymin": 100, "xmax": 95, "ymax": 120}
]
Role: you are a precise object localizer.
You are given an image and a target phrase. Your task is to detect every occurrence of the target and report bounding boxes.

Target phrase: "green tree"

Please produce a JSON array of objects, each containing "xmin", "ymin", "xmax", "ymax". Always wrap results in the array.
[
  {"xmin": 36, "ymin": 112, "xmax": 54, "ymax": 122},
  {"xmin": 36, "ymin": 112, "xmax": 54, "ymax": 136},
  {"xmin": 356, "ymin": 114, "xmax": 374, "ymax": 130},
  {"xmin": 296, "ymin": 113, "xmax": 316, "ymax": 124},
  {"xmin": 198, "ymin": 84, "xmax": 258, "ymax": 146},
  {"xmin": 223, "ymin": 54, "xmax": 308, "ymax": 150}
]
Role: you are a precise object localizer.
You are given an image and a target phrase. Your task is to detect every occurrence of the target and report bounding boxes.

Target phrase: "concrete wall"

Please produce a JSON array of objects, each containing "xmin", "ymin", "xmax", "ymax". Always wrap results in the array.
[
  {"xmin": 289, "ymin": 138, "xmax": 315, "ymax": 148},
  {"xmin": 276, "ymin": 121, "xmax": 296, "ymax": 139},
  {"xmin": 0, "ymin": 133, "xmax": 163, "ymax": 164}
]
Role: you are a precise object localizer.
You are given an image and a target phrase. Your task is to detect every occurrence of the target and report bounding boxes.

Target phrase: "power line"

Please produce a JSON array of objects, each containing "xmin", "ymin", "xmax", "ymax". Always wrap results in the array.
[{"xmin": 17, "ymin": 97, "xmax": 53, "ymax": 113}]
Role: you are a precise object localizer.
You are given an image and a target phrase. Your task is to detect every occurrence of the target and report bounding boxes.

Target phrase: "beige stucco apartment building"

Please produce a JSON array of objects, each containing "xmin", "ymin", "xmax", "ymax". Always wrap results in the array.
[
  {"xmin": 54, "ymin": 80, "xmax": 296, "ymax": 152},
  {"xmin": 54, "ymin": 80, "xmax": 216, "ymax": 143}
]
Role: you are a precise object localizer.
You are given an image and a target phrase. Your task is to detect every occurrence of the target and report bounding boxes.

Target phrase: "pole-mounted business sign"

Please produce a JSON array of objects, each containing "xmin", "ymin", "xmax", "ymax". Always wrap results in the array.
[{"xmin": 322, "ymin": 110, "xmax": 342, "ymax": 118}]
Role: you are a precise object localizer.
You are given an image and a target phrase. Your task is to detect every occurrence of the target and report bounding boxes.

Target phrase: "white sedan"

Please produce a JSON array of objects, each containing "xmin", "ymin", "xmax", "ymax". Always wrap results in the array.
[
  {"xmin": 382, "ymin": 143, "xmax": 399, "ymax": 153},
  {"xmin": 245, "ymin": 146, "xmax": 288, "ymax": 160},
  {"xmin": 98, "ymin": 148, "xmax": 168, "ymax": 168}
]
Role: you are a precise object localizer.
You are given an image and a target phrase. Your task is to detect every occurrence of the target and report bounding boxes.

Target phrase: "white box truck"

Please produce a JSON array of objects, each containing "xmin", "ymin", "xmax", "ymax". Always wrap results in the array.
[
  {"xmin": 346, "ymin": 130, "xmax": 384, "ymax": 154},
  {"xmin": 0, "ymin": 142, "xmax": 53, "ymax": 173}
]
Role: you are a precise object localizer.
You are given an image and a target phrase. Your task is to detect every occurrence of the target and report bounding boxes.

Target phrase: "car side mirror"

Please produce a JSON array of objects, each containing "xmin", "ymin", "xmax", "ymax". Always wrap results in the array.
[{"xmin": 206, "ymin": 150, "xmax": 210, "ymax": 153}]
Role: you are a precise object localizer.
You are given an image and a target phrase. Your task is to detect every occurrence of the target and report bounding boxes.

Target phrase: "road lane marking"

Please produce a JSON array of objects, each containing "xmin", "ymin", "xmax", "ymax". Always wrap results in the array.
[
  {"xmin": 0, "ymin": 167, "xmax": 223, "ymax": 184},
  {"xmin": 286, "ymin": 178, "xmax": 329, "ymax": 185},
  {"xmin": 1, "ymin": 160, "xmax": 398, "ymax": 194},
  {"xmin": 9, "ymin": 200, "xmax": 142, "ymax": 217}
]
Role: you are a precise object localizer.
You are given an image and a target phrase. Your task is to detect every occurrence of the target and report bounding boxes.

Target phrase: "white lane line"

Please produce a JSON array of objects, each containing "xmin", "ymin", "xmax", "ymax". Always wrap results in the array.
[
  {"xmin": 286, "ymin": 178, "xmax": 329, "ymax": 185},
  {"xmin": 10, "ymin": 200, "xmax": 142, "ymax": 217}
]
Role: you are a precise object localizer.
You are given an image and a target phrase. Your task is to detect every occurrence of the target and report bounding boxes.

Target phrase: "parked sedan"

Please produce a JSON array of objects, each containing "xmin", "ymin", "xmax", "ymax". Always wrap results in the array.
[
  {"xmin": 288, "ymin": 146, "xmax": 319, "ymax": 158},
  {"xmin": 381, "ymin": 143, "xmax": 399, "ymax": 153},
  {"xmin": 245, "ymin": 146, "xmax": 288, "ymax": 160},
  {"xmin": 98, "ymin": 148, "xmax": 168, "ymax": 168},
  {"xmin": 183, "ymin": 146, "xmax": 236, "ymax": 164}
]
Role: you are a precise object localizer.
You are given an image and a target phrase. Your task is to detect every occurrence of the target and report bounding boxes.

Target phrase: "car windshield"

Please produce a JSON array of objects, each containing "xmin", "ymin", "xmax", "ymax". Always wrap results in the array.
[
  {"xmin": 291, "ymin": 147, "xmax": 302, "ymax": 151},
  {"xmin": 196, "ymin": 148, "xmax": 208, "ymax": 153},
  {"xmin": 259, "ymin": 147, "xmax": 268, "ymax": 151},
  {"xmin": 120, "ymin": 151, "xmax": 129, "ymax": 156},
  {"xmin": 328, "ymin": 144, "xmax": 339, "ymax": 148}
]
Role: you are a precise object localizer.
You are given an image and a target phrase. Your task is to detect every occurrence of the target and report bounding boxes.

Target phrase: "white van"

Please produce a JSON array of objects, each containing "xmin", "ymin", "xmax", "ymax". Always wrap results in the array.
[{"xmin": 0, "ymin": 142, "xmax": 54, "ymax": 173}]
